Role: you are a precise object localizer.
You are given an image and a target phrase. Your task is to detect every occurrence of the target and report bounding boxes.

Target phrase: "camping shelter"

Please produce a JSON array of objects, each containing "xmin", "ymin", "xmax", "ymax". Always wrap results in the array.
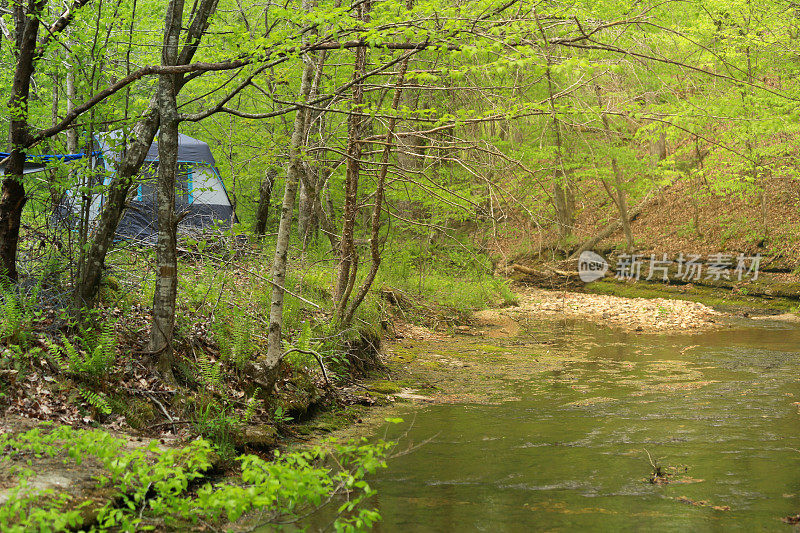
[
  {"xmin": 0, "ymin": 152, "xmax": 98, "ymax": 175},
  {"xmin": 88, "ymin": 131, "xmax": 237, "ymax": 241}
]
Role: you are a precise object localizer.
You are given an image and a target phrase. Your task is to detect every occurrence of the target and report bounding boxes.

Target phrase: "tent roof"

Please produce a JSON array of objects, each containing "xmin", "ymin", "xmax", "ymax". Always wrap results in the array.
[
  {"xmin": 0, "ymin": 151, "xmax": 99, "ymax": 175},
  {"xmin": 0, "ymin": 162, "xmax": 47, "ymax": 175},
  {"xmin": 95, "ymin": 130, "xmax": 235, "ymax": 212},
  {"xmin": 97, "ymin": 131, "xmax": 217, "ymax": 166},
  {"xmin": 145, "ymin": 133, "xmax": 217, "ymax": 166}
]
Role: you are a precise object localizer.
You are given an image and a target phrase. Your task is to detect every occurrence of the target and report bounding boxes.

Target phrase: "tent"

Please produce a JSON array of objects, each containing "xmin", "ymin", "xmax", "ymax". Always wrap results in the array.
[
  {"xmin": 0, "ymin": 151, "xmax": 99, "ymax": 175},
  {"xmin": 86, "ymin": 131, "xmax": 237, "ymax": 241}
]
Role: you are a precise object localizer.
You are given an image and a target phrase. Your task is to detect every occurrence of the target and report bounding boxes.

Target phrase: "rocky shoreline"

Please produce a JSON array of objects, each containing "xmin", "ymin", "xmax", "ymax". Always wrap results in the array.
[{"xmin": 502, "ymin": 287, "xmax": 723, "ymax": 333}]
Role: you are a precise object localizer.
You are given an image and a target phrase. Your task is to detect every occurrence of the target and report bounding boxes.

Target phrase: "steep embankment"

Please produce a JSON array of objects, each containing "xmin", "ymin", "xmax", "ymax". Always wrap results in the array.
[{"xmin": 496, "ymin": 175, "xmax": 800, "ymax": 314}]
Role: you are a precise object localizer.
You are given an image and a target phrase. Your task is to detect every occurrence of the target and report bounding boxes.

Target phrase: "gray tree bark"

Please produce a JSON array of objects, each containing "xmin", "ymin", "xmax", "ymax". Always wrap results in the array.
[
  {"xmin": 297, "ymin": 179, "xmax": 313, "ymax": 247},
  {"xmin": 257, "ymin": 45, "xmax": 316, "ymax": 389},
  {"xmin": 147, "ymin": 0, "xmax": 184, "ymax": 383}
]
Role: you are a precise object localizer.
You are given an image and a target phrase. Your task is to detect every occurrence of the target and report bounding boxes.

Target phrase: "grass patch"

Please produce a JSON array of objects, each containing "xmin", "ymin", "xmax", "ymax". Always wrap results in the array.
[{"xmin": 587, "ymin": 279, "xmax": 797, "ymax": 312}]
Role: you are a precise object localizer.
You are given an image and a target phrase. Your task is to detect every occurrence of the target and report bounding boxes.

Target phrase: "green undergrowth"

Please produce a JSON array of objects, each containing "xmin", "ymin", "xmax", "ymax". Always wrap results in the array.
[
  {"xmin": 1, "ymin": 232, "xmax": 512, "ymax": 456},
  {"xmin": 0, "ymin": 423, "xmax": 392, "ymax": 532},
  {"xmin": 374, "ymin": 240, "xmax": 518, "ymax": 317}
]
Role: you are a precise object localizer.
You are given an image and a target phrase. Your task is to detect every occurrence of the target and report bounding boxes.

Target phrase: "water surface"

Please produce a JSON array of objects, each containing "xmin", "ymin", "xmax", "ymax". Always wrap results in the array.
[{"xmin": 366, "ymin": 319, "xmax": 800, "ymax": 531}]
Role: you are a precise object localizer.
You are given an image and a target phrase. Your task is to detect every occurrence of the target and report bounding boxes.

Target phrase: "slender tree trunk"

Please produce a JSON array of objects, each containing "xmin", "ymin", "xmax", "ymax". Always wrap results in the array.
[
  {"xmin": 74, "ymin": 102, "xmax": 159, "ymax": 307},
  {"xmin": 0, "ymin": 178, "xmax": 25, "ymax": 281},
  {"xmin": 611, "ymin": 159, "xmax": 633, "ymax": 251},
  {"xmin": 537, "ymin": 13, "xmax": 573, "ymax": 240},
  {"xmin": 595, "ymin": 86, "xmax": 634, "ymax": 251},
  {"xmin": 47, "ymin": 56, "xmax": 62, "ymax": 210},
  {"xmin": 547, "ymin": 76, "xmax": 573, "ymax": 240},
  {"xmin": 66, "ymin": 54, "xmax": 78, "ymax": 151},
  {"xmin": 297, "ymin": 51, "xmax": 327, "ymax": 250},
  {"xmin": 341, "ymin": 44, "xmax": 413, "ymax": 326},
  {"xmin": 258, "ymin": 45, "xmax": 316, "ymax": 388},
  {"xmin": 253, "ymin": 167, "xmax": 276, "ymax": 235},
  {"xmin": 334, "ymin": 1, "xmax": 369, "ymax": 317},
  {"xmin": 50, "ymin": 69, "xmax": 58, "ymax": 128},
  {"xmin": 314, "ymin": 170, "xmax": 338, "ymax": 250},
  {"xmin": 0, "ymin": 0, "xmax": 46, "ymax": 282},
  {"xmin": 58, "ymin": 52, "xmax": 78, "ymax": 216},
  {"xmin": 148, "ymin": 0, "xmax": 184, "ymax": 383},
  {"xmin": 307, "ymin": 51, "xmax": 338, "ymax": 251},
  {"xmin": 297, "ymin": 179, "xmax": 312, "ymax": 247}
]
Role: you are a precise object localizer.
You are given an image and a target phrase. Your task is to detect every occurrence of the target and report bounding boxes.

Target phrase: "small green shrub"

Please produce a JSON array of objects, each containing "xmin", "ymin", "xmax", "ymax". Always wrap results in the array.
[{"xmin": 0, "ymin": 424, "xmax": 392, "ymax": 531}]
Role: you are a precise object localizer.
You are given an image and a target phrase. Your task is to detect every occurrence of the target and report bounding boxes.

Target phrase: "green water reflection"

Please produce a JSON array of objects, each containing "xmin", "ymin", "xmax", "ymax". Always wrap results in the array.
[{"xmin": 363, "ymin": 320, "xmax": 800, "ymax": 531}]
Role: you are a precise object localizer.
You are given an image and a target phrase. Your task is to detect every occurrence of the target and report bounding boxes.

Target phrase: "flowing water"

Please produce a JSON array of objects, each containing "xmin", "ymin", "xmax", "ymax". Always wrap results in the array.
[{"xmin": 357, "ymin": 319, "xmax": 800, "ymax": 531}]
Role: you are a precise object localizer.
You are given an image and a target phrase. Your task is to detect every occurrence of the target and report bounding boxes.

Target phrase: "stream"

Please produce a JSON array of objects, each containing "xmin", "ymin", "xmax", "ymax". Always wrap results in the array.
[{"xmin": 351, "ymin": 318, "xmax": 800, "ymax": 531}]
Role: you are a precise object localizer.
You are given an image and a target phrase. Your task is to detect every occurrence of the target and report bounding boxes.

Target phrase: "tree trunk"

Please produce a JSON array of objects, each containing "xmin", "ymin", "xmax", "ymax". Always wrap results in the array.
[
  {"xmin": 147, "ymin": 0, "xmax": 184, "ymax": 383},
  {"xmin": 595, "ymin": 86, "xmax": 634, "ymax": 252},
  {"xmin": 253, "ymin": 167, "xmax": 276, "ymax": 235},
  {"xmin": 314, "ymin": 171, "xmax": 338, "ymax": 250},
  {"xmin": 297, "ymin": 51, "xmax": 327, "ymax": 250},
  {"xmin": 74, "ymin": 102, "xmax": 159, "ymax": 308},
  {"xmin": 74, "ymin": 0, "xmax": 219, "ymax": 307},
  {"xmin": 548, "ymin": 80, "xmax": 573, "ymax": 240},
  {"xmin": 258, "ymin": 46, "xmax": 316, "ymax": 389},
  {"xmin": 0, "ymin": 0, "xmax": 46, "ymax": 282},
  {"xmin": 611, "ymin": 158, "xmax": 634, "ymax": 251},
  {"xmin": 567, "ymin": 180, "xmax": 675, "ymax": 261},
  {"xmin": 0, "ymin": 179, "xmax": 26, "ymax": 281},
  {"xmin": 552, "ymin": 175, "xmax": 575, "ymax": 239},
  {"xmin": 334, "ymin": 2, "xmax": 369, "ymax": 317},
  {"xmin": 341, "ymin": 42, "xmax": 413, "ymax": 326},
  {"xmin": 297, "ymin": 178, "xmax": 312, "ymax": 247}
]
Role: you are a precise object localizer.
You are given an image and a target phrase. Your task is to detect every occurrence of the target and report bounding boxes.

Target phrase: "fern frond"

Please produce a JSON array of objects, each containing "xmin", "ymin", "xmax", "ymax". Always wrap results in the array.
[
  {"xmin": 46, "ymin": 340, "xmax": 69, "ymax": 371},
  {"xmin": 241, "ymin": 388, "xmax": 261, "ymax": 426},
  {"xmin": 196, "ymin": 351, "xmax": 222, "ymax": 391},
  {"xmin": 79, "ymin": 389, "xmax": 112, "ymax": 415}
]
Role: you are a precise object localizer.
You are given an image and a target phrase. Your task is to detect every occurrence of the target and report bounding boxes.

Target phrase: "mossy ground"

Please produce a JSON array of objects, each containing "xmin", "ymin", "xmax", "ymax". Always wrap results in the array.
[{"xmin": 586, "ymin": 279, "xmax": 799, "ymax": 314}]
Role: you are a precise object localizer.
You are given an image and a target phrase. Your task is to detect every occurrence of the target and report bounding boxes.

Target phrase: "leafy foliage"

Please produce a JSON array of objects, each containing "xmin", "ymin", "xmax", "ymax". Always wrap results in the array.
[
  {"xmin": 46, "ymin": 321, "xmax": 117, "ymax": 378},
  {"xmin": 0, "ymin": 424, "xmax": 392, "ymax": 531}
]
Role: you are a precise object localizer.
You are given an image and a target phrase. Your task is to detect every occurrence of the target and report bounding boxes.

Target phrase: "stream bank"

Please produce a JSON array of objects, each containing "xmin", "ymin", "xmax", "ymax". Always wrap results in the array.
[
  {"xmin": 306, "ymin": 293, "xmax": 800, "ymax": 531},
  {"xmin": 305, "ymin": 281, "xmax": 800, "ymax": 446}
]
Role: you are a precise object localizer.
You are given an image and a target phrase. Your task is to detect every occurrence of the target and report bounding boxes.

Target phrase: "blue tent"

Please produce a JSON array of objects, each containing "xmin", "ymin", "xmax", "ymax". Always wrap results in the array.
[{"xmin": 0, "ymin": 151, "xmax": 99, "ymax": 175}]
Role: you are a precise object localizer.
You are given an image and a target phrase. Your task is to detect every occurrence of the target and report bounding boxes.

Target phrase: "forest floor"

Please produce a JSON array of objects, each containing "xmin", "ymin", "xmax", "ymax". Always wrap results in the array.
[{"xmin": 495, "ymin": 175, "xmax": 800, "ymax": 270}]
